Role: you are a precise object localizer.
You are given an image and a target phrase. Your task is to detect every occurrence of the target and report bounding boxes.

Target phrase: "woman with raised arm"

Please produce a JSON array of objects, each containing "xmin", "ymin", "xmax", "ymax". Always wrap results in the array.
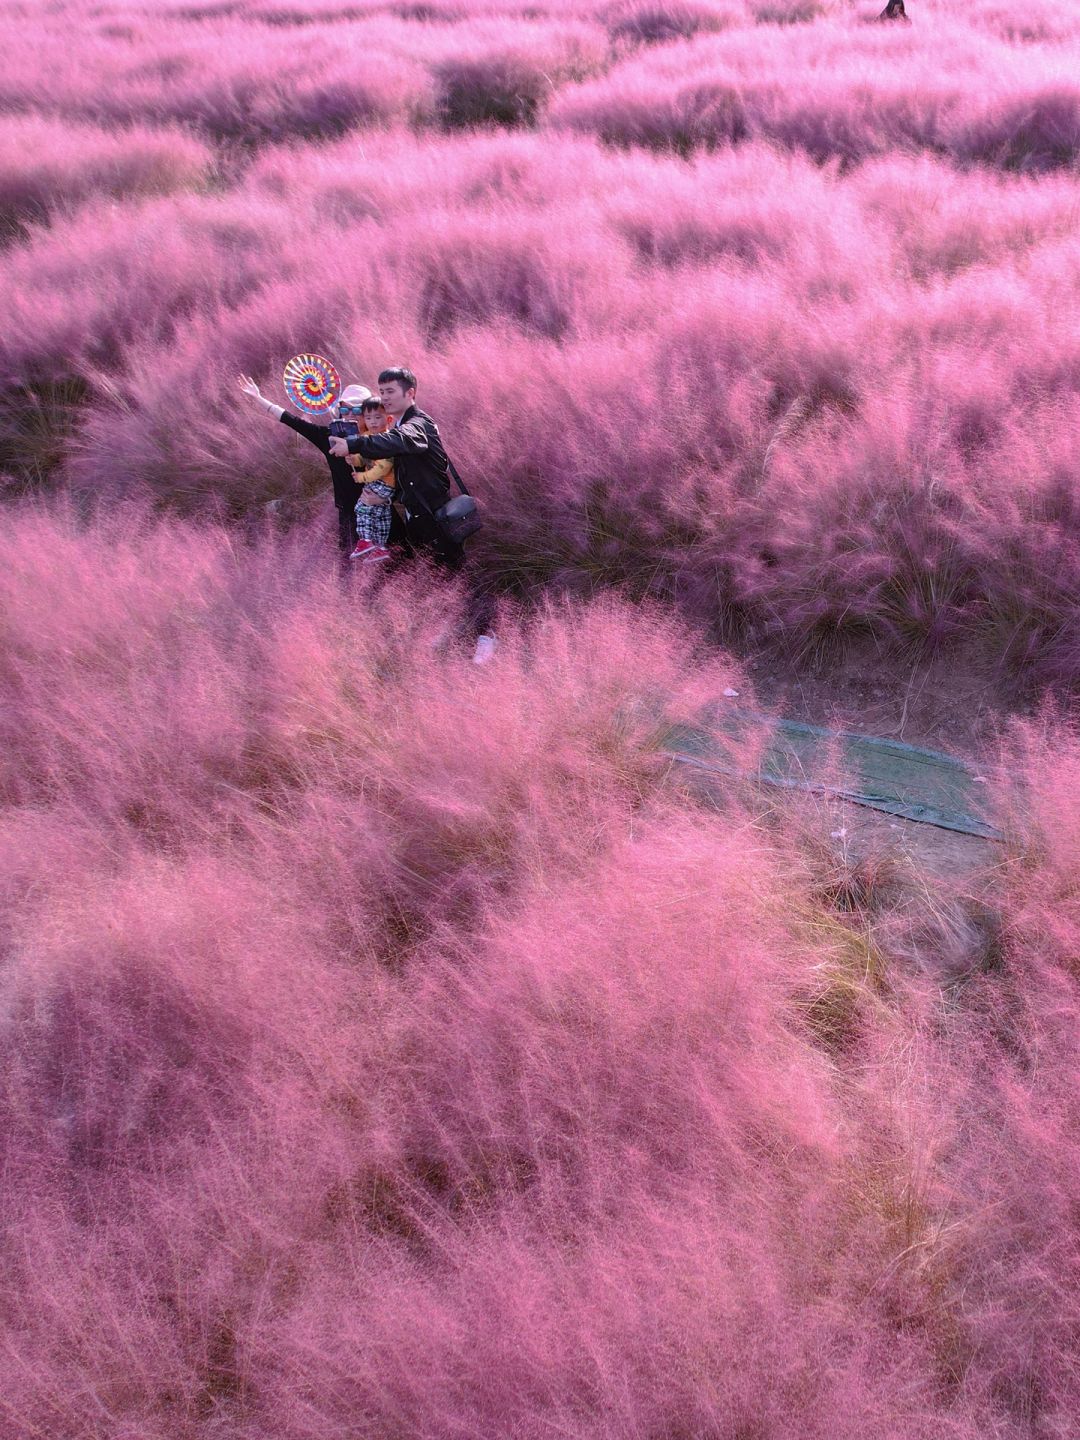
[{"xmin": 237, "ymin": 373, "xmax": 372, "ymax": 554}]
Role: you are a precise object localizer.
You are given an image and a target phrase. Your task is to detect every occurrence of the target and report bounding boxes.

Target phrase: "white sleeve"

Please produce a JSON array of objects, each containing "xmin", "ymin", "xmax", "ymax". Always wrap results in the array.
[{"xmin": 256, "ymin": 394, "xmax": 285, "ymax": 420}]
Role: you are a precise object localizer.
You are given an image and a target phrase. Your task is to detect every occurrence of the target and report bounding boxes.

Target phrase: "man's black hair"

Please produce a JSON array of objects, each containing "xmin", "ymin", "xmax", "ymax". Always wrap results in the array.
[
  {"xmin": 378, "ymin": 367, "xmax": 418, "ymax": 393},
  {"xmin": 361, "ymin": 396, "xmax": 386, "ymax": 411}
]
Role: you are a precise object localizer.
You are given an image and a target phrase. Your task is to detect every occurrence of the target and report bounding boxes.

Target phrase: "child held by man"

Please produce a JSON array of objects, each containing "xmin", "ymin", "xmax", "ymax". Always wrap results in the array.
[{"xmin": 349, "ymin": 396, "xmax": 396, "ymax": 562}]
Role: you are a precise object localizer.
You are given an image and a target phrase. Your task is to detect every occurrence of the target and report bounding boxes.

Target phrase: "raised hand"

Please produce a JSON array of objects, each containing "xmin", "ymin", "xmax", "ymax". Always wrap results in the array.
[{"xmin": 237, "ymin": 374, "xmax": 262, "ymax": 402}]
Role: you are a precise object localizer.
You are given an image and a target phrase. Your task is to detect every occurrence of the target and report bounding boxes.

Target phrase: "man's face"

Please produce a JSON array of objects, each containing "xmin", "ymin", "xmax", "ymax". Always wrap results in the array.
[{"xmin": 378, "ymin": 380, "xmax": 414, "ymax": 416}]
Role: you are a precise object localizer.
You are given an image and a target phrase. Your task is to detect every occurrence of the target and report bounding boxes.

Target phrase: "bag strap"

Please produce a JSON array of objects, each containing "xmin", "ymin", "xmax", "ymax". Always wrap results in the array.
[
  {"xmin": 446, "ymin": 456, "xmax": 470, "ymax": 496},
  {"xmin": 417, "ymin": 406, "xmax": 466, "ymax": 495}
]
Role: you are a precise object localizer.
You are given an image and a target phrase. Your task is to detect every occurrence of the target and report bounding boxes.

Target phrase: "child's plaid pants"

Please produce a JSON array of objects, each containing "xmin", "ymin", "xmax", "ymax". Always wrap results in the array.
[{"xmin": 354, "ymin": 482, "xmax": 395, "ymax": 545}]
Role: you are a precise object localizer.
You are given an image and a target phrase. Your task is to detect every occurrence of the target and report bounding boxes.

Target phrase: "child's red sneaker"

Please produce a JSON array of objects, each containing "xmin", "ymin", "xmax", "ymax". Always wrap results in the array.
[
  {"xmin": 363, "ymin": 546, "xmax": 392, "ymax": 563},
  {"xmin": 349, "ymin": 539, "xmax": 375, "ymax": 560}
]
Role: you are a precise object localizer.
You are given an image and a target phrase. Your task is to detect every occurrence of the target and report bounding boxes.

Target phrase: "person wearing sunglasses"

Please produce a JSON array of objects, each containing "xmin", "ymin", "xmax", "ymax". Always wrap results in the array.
[{"xmin": 238, "ymin": 374, "xmax": 373, "ymax": 554}]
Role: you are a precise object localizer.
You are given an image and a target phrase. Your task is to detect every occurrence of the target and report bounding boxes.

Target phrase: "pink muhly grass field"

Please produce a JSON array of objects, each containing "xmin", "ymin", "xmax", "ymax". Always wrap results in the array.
[
  {"xmin": 23, "ymin": 121, "xmax": 1074, "ymax": 678},
  {"xmin": 3, "ymin": 0, "xmax": 1080, "ymax": 1434},
  {"xmin": 0, "ymin": 113, "xmax": 212, "ymax": 239},
  {"xmin": 1, "ymin": 90, "xmax": 1075, "ymax": 672}
]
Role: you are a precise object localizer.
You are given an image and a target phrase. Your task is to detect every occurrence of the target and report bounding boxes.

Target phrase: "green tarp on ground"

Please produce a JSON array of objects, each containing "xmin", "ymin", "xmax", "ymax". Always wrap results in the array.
[{"xmin": 662, "ymin": 707, "xmax": 1005, "ymax": 842}]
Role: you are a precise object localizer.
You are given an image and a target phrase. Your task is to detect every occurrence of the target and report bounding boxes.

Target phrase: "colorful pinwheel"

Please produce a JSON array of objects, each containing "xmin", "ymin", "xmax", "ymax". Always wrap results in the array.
[{"xmin": 283, "ymin": 353, "xmax": 341, "ymax": 415}]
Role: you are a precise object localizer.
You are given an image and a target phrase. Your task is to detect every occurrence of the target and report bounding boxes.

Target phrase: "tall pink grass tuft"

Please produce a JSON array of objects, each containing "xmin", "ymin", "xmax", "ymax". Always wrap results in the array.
[
  {"xmin": 0, "ymin": 11, "xmax": 431, "ymax": 142},
  {"xmin": 0, "ymin": 114, "xmax": 211, "ymax": 240},
  {"xmin": 0, "ymin": 191, "xmax": 318, "ymax": 490}
]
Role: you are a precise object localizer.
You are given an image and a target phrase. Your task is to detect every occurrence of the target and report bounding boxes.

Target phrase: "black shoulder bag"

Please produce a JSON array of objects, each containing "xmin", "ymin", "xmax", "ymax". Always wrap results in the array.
[{"xmin": 433, "ymin": 458, "xmax": 482, "ymax": 545}]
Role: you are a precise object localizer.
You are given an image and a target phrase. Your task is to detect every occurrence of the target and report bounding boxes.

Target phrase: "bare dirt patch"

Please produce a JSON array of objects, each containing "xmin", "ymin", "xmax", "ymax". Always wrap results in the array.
[{"xmin": 732, "ymin": 633, "xmax": 1031, "ymax": 766}]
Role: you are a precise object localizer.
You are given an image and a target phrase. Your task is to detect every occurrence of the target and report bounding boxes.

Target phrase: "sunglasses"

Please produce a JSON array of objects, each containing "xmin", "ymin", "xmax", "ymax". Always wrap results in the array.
[{"xmin": 337, "ymin": 403, "xmax": 364, "ymax": 416}]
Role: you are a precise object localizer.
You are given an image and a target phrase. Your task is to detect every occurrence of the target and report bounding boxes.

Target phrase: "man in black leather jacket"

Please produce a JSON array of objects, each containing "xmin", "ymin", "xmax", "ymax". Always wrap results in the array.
[{"xmin": 328, "ymin": 366, "xmax": 465, "ymax": 570}]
